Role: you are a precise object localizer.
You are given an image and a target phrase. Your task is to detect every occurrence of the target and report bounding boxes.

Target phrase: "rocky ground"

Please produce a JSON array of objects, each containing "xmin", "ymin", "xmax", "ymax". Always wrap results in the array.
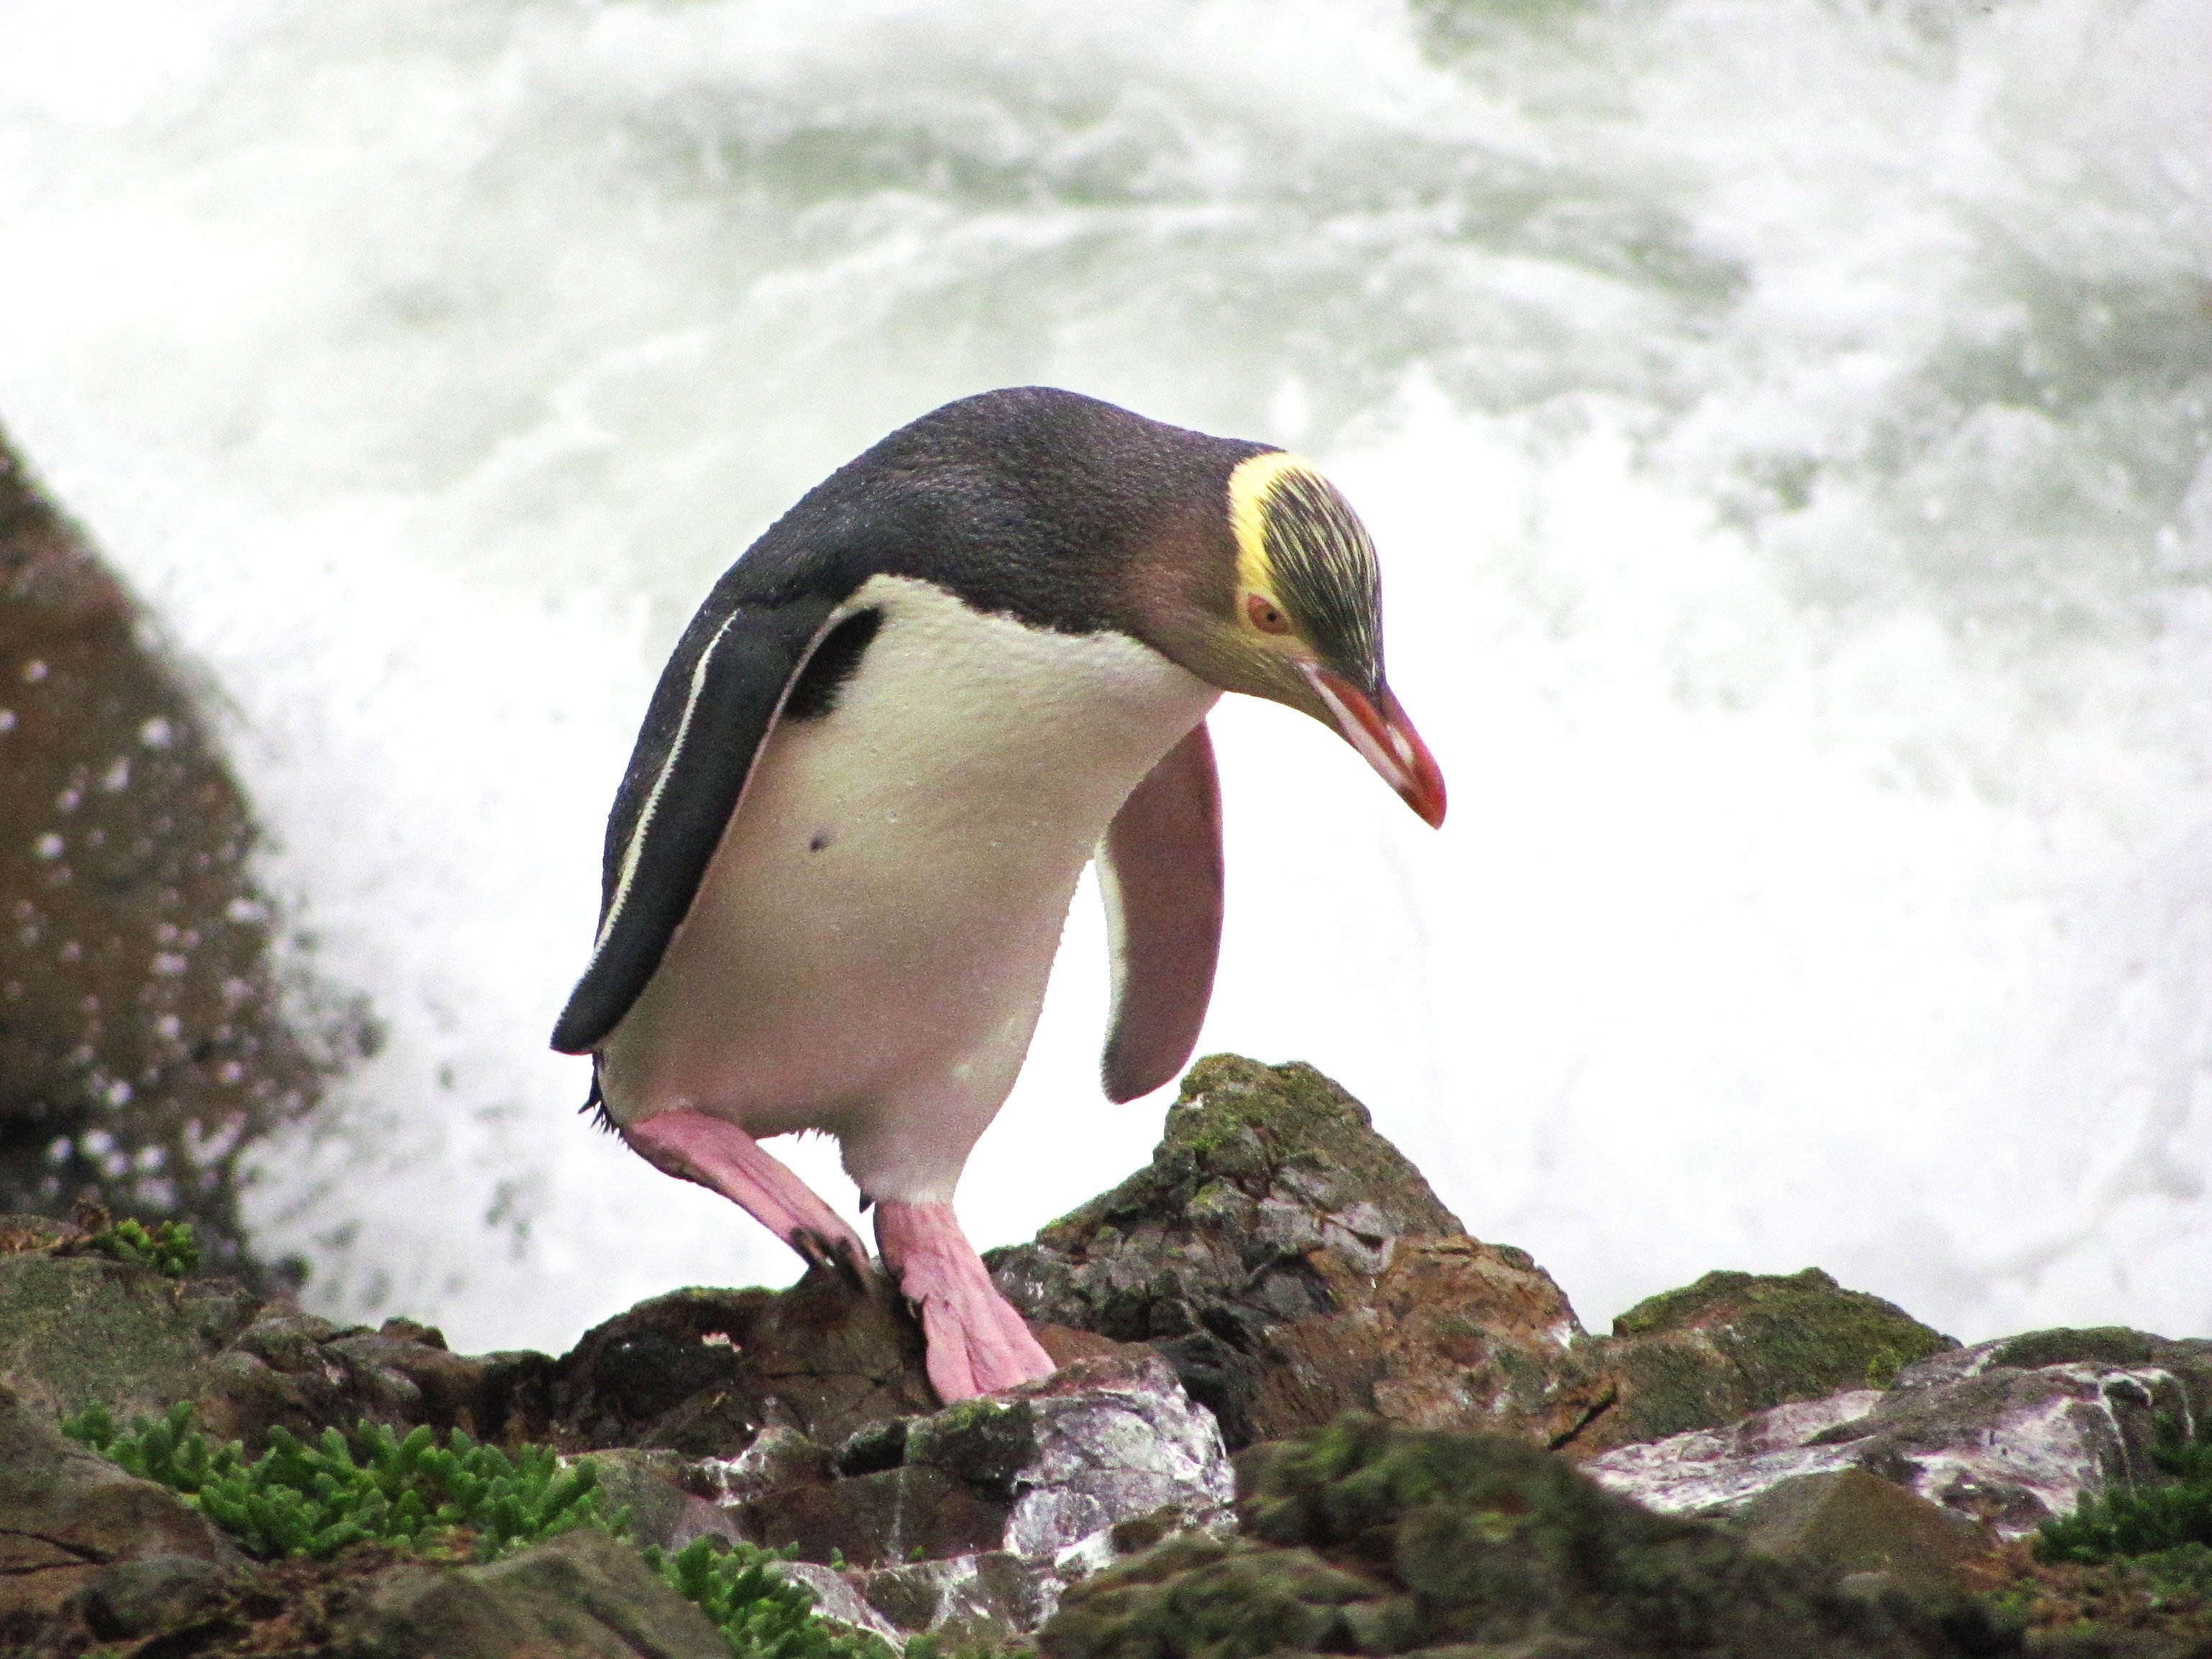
[
  {"xmin": 6, "ymin": 1054, "xmax": 2212, "ymax": 1657},
  {"xmin": 6, "ymin": 436, "xmax": 2211, "ymax": 1654}
]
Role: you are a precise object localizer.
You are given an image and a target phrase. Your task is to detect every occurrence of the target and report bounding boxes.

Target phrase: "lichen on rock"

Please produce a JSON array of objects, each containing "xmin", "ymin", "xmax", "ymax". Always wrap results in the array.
[
  {"xmin": 1585, "ymin": 1328, "xmax": 2212, "ymax": 1545},
  {"xmin": 1041, "ymin": 1414, "xmax": 2018, "ymax": 1659}
]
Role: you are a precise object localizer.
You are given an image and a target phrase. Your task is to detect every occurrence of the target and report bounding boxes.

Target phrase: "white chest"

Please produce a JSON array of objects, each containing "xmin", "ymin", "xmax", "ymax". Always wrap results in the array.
[{"xmin": 599, "ymin": 574, "xmax": 1218, "ymax": 1171}]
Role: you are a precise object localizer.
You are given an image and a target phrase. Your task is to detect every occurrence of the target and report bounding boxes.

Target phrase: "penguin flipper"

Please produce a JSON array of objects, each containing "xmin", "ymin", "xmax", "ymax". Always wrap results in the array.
[
  {"xmin": 551, "ymin": 594, "xmax": 843, "ymax": 1054},
  {"xmin": 1096, "ymin": 719, "xmax": 1224, "ymax": 1103}
]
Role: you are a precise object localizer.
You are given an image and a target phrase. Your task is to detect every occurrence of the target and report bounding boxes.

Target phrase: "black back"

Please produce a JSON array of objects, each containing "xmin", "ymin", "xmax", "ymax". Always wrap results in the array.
[{"xmin": 551, "ymin": 387, "xmax": 1266, "ymax": 1055}]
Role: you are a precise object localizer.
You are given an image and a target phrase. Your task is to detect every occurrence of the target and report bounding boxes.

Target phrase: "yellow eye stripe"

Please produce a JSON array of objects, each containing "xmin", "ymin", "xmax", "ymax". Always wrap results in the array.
[{"xmin": 1226, "ymin": 450, "xmax": 1317, "ymax": 604}]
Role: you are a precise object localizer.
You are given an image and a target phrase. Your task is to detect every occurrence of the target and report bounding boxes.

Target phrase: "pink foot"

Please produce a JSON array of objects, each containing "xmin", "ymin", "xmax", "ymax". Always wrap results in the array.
[
  {"xmin": 875, "ymin": 1200, "xmax": 1055, "ymax": 1403},
  {"xmin": 623, "ymin": 1109, "xmax": 871, "ymax": 1280}
]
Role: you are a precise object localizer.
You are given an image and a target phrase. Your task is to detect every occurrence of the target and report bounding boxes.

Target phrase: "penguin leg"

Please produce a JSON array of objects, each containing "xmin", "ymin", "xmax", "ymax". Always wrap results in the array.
[
  {"xmin": 623, "ymin": 1109, "xmax": 871, "ymax": 1281},
  {"xmin": 873, "ymin": 1199, "xmax": 1055, "ymax": 1402}
]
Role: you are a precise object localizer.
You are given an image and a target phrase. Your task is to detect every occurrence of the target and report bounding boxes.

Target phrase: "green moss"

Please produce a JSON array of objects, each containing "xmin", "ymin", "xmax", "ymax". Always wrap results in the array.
[
  {"xmin": 61, "ymin": 1400, "xmax": 894, "ymax": 1659},
  {"xmin": 1991, "ymin": 1328, "xmax": 2158, "ymax": 1371},
  {"xmin": 1605, "ymin": 1267, "xmax": 1953, "ymax": 1433},
  {"xmin": 1027, "ymin": 1056, "xmax": 1461, "ymax": 1254},
  {"xmin": 646, "ymin": 1535, "xmax": 891, "ymax": 1659},
  {"xmin": 86, "ymin": 1217, "xmax": 201, "ymax": 1276},
  {"xmin": 60, "ymin": 1400, "xmax": 617, "ymax": 1561}
]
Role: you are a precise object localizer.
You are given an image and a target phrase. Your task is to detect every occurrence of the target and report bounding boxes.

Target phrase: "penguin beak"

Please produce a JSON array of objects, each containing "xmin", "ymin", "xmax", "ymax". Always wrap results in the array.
[{"xmin": 1300, "ymin": 664, "xmax": 1449, "ymax": 829}]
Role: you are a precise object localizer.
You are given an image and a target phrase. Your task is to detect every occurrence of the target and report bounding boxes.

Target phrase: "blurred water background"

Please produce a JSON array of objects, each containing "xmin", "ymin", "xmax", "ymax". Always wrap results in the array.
[{"xmin": 0, "ymin": 0, "xmax": 2206, "ymax": 1351}]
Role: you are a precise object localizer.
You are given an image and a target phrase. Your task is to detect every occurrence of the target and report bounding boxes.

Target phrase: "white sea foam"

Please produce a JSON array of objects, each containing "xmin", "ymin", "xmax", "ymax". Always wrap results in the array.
[{"xmin": 0, "ymin": 0, "xmax": 2206, "ymax": 1351}]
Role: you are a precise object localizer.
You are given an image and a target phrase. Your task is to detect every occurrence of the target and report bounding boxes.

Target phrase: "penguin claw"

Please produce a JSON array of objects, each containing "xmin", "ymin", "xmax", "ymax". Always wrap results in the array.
[
  {"xmin": 623, "ymin": 1110, "xmax": 873, "ymax": 1282},
  {"xmin": 793, "ymin": 1227, "xmax": 875, "ymax": 1288}
]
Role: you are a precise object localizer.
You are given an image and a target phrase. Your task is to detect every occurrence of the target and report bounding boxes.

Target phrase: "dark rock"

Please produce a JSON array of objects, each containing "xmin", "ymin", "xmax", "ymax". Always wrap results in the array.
[
  {"xmin": 1042, "ymin": 1415, "xmax": 2022, "ymax": 1659},
  {"xmin": 692, "ymin": 1423, "xmax": 837, "ymax": 1506},
  {"xmin": 859, "ymin": 1550, "xmax": 1059, "ymax": 1647},
  {"xmin": 701, "ymin": 1351, "xmax": 1234, "ymax": 1647},
  {"xmin": 554, "ymin": 1266, "xmax": 935, "ymax": 1455},
  {"xmin": 0, "ymin": 430, "xmax": 336, "ymax": 1284},
  {"xmin": 907, "ymin": 1394, "xmax": 1041, "ymax": 1499},
  {"xmin": 0, "ymin": 1380, "xmax": 237, "ymax": 1636},
  {"xmin": 584, "ymin": 1448, "xmax": 745, "ymax": 1555},
  {"xmin": 992, "ymin": 1059, "xmax": 1963, "ymax": 1467},
  {"xmin": 1566, "ymin": 1267, "xmax": 1958, "ymax": 1456},
  {"xmin": 1587, "ymin": 1328, "xmax": 2212, "ymax": 1541},
  {"xmin": 836, "ymin": 1416, "xmax": 910, "ymax": 1477},
  {"xmin": 0, "ymin": 1232, "xmax": 564, "ymax": 1463},
  {"xmin": 991, "ymin": 1056, "xmax": 1600, "ymax": 1449},
  {"xmin": 81, "ymin": 1551, "xmax": 231, "ymax": 1638},
  {"xmin": 349, "ymin": 1527, "xmax": 728, "ymax": 1658},
  {"xmin": 748, "ymin": 1462, "xmax": 1014, "ymax": 1567}
]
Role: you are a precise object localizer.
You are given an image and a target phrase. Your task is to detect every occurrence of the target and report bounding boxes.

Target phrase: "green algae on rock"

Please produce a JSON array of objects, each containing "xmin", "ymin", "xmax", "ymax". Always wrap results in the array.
[
  {"xmin": 0, "ymin": 1252, "xmax": 218, "ymax": 1420},
  {"xmin": 1571, "ymin": 1267, "xmax": 1957, "ymax": 1455},
  {"xmin": 1042, "ymin": 1415, "xmax": 2021, "ymax": 1659}
]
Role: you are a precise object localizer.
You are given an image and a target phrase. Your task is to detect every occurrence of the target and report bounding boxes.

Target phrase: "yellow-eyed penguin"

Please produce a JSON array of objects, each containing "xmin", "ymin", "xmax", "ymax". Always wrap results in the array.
[{"xmin": 552, "ymin": 387, "xmax": 1445, "ymax": 1403}]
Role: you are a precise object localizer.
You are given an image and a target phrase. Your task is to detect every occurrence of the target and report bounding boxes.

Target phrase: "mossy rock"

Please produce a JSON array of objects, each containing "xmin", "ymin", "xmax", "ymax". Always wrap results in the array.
[
  {"xmin": 988, "ymin": 1056, "xmax": 1470, "ymax": 1446},
  {"xmin": 1042, "ymin": 1415, "xmax": 2016, "ymax": 1658},
  {"xmin": 0, "ymin": 1254, "xmax": 212, "ymax": 1420},
  {"xmin": 1032, "ymin": 1055, "xmax": 1462, "ymax": 1256},
  {"xmin": 352, "ymin": 1527, "xmax": 730, "ymax": 1658},
  {"xmin": 1987, "ymin": 1328, "xmax": 2160, "ymax": 1372},
  {"xmin": 1577, "ymin": 1269, "xmax": 1955, "ymax": 1453}
]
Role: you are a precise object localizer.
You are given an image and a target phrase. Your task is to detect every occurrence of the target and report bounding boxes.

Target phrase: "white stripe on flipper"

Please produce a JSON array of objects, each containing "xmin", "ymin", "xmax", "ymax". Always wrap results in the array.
[
  {"xmin": 1095, "ymin": 836, "xmax": 1130, "ymax": 1033},
  {"xmin": 586, "ymin": 608, "xmax": 745, "ymax": 965}
]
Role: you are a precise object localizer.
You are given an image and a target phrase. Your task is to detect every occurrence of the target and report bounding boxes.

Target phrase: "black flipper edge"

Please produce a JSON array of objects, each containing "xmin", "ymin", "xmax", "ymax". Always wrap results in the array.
[{"xmin": 551, "ymin": 593, "xmax": 844, "ymax": 1054}]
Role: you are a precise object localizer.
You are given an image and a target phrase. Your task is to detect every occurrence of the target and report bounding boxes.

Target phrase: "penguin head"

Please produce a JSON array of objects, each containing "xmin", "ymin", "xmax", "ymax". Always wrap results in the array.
[{"xmin": 1158, "ymin": 449, "xmax": 1447, "ymax": 828}]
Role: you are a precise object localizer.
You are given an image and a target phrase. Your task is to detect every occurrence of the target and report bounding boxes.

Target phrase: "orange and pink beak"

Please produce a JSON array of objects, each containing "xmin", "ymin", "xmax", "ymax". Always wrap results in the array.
[{"xmin": 1300, "ymin": 664, "xmax": 1448, "ymax": 829}]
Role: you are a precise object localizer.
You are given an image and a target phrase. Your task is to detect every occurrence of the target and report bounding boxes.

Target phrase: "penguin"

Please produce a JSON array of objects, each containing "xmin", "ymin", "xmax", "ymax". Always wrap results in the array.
[{"xmin": 552, "ymin": 387, "xmax": 1445, "ymax": 1404}]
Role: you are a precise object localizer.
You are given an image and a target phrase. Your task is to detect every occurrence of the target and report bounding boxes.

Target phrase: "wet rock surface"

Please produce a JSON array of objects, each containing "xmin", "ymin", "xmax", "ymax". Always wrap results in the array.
[
  {"xmin": 1586, "ymin": 1329, "xmax": 2212, "ymax": 1540},
  {"xmin": 0, "ymin": 431, "xmax": 337, "ymax": 1285}
]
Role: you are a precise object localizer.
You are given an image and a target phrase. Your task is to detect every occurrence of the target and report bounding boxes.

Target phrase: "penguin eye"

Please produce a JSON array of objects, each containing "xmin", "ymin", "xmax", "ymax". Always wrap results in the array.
[{"xmin": 1247, "ymin": 594, "xmax": 1292, "ymax": 635}]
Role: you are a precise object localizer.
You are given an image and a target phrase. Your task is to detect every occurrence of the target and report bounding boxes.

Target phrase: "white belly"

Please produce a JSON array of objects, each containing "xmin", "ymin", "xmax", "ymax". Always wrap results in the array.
[{"xmin": 598, "ymin": 573, "xmax": 1218, "ymax": 1201}]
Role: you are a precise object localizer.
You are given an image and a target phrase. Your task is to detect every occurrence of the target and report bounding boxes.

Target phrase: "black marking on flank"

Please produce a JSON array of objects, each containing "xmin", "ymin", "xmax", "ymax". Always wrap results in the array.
[
  {"xmin": 809, "ymin": 830, "xmax": 832, "ymax": 853},
  {"xmin": 786, "ymin": 607, "xmax": 882, "ymax": 721}
]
